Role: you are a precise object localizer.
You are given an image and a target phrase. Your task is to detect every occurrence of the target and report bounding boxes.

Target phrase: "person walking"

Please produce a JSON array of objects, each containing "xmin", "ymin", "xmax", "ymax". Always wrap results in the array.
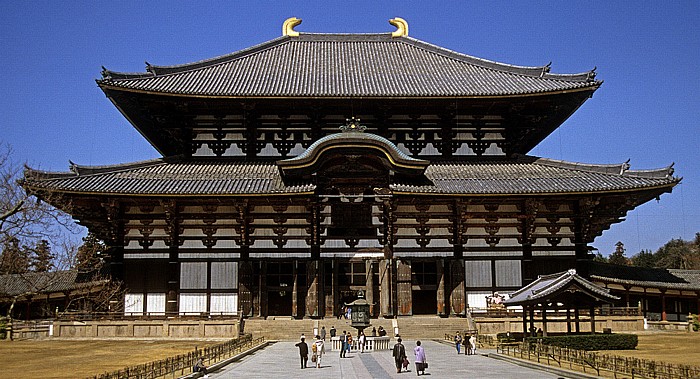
[
  {"xmin": 414, "ymin": 340, "xmax": 427, "ymax": 376},
  {"xmin": 340, "ymin": 331, "xmax": 348, "ymax": 358},
  {"xmin": 346, "ymin": 332, "xmax": 353, "ymax": 353},
  {"xmin": 392, "ymin": 337, "xmax": 407, "ymax": 373},
  {"xmin": 320, "ymin": 326, "xmax": 327, "ymax": 341},
  {"xmin": 330, "ymin": 325, "xmax": 336, "ymax": 338},
  {"xmin": 454, "ymin": 331, "xmax": 462, "ymax": 354},
  {"xmin": 371, "ymin": 327, "xmax": 377, "ymax": 336},
  {"xmin": 468, "ymin": 334, "xmax": 477, "ymax": 355},
  {"xmin": 358, "ymin": 331, "xmax": 366, "ymax": 353},
  {"xmin": 295, "ymin": 336, "xmax": 309, "ymax": 369},
  {"xmin": 313, "ymin": 335, "xmax": 325, "ymax": 368}
]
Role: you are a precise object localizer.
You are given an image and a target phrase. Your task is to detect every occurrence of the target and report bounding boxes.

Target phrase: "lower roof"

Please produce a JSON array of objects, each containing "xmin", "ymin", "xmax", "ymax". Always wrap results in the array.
[{"xmin": 23, "ymin": 155, "xmax": 678, "ymax": 197}]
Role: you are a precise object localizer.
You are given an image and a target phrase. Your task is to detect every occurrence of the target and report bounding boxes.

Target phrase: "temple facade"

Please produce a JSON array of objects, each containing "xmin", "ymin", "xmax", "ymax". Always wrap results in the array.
[{"xmin": 24, "ymin": 18, "xmax": 680, "ymax": 319}]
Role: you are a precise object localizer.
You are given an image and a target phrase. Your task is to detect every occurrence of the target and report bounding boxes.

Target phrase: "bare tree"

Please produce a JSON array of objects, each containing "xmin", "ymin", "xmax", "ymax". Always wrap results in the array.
[{"xmin": 0, "ymin": 143, "xmax": 86, "ymax": 339}]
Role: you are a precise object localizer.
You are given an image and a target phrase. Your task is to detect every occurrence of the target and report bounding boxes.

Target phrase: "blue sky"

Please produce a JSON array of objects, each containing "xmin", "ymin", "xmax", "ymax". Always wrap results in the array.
[{"xmin": 1, "ymin": 1, "xmax": 698, "ymax": 256}]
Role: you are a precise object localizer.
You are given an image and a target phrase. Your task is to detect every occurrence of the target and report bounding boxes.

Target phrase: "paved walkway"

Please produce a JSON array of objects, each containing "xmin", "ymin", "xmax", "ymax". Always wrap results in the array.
[{"xmin": 207, "ymin": 340, "xmax": 566, "ymax": 379}]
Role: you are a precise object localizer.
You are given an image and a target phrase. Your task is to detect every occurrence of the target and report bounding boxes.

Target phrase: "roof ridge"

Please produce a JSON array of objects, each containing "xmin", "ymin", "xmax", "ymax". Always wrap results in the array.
[
  {"xmin": 398, "ymin": 36, "xmax": 597, "ymax": 82},
  {"xmin": 530, "ymin": 155, "xmax": 677, "ymax": 180},
  {"xmin": 100, "ymin": 36, "xmax": 291, "ymax": 79}
]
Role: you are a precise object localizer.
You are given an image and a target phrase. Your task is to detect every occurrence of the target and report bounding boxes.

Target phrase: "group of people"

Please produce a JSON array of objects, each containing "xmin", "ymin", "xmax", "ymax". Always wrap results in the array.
[
  {"xmin": 453, "ymin": 331, "xmax": 477, "ymax": 355},
  {"xmin": 295, "ymin": 334, "xmax": 326, "ymax": 369},
  {"xmin": 392, "ymin": 337, "xmax": 428, "ymax": 375},
  {"xmin": 339, "ymin": 329, "xmax": 369, "ymax": 355}
]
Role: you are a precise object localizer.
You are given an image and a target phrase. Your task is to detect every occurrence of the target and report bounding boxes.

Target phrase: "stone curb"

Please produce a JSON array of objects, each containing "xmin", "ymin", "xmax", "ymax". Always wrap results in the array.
[
  {"xmin": 180, "ymin": 340, "xmax": 275, "ymax": 378},
  {"xmin": 487, "ymin": 352, "xmax": 603, "ymax": 379}
]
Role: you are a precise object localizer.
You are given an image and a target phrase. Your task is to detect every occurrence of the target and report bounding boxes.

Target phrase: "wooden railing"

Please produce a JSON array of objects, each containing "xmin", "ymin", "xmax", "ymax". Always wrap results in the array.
[
  {"xmin": 88, "ymin": 334, "xmax": 264, "ymax": 379},
  {"xmin": 497, "ymin": 341, "xmax": 700, "ymax": 379}
]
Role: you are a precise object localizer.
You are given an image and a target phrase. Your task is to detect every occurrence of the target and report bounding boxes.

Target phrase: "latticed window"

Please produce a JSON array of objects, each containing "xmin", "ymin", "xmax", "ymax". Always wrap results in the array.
[
  {"xmin": 338, "ymin": 262, "xmax": 368, "ymax": 286},
  {"xmin": 411, "ymin": 261, "xmax": 437, "ymax": 285}
]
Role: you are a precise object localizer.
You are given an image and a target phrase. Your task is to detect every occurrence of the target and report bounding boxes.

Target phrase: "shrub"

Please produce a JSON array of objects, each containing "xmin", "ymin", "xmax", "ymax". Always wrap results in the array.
[
  {"xmin": 692, "ymin": 314, "xmax": 700, "ymax": 332},
  {"xmin": 526, "ymin": 333, "xmax": 638, "ymax": 351}
]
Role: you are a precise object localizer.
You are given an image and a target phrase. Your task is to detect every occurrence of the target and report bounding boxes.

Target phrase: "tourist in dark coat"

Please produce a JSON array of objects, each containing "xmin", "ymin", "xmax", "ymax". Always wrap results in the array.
[
  {"xmin": 295, "ymin": 337, "xmax": 309, "ymax": 369},
  {"xmin": 392, "ymin": 337, "xmax": 407, "ymax": 373}
]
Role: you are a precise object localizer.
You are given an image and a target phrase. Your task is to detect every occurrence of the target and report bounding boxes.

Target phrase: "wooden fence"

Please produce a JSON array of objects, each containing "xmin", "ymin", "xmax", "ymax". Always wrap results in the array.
[
  {"xmin": 88, "ymin": 334, "xmax": 264, "ymax": 379},
  {"xmin": 497, "ymin": 342, "xmax": 700, "ymax": 379}
]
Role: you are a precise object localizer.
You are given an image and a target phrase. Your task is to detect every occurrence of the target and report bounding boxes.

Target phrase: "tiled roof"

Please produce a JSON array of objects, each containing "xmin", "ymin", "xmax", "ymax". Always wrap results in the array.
[
  {"xmin": 98, "ymin": 33, "xmax": 600, "ymax": 98},
  {"xmin": 587, "ymin": 263, "xmax": 700, "ymax": 291},
  {"xmin": 24, "ymin": 155, "xmax": 678, "ymax": 196},
  {"xmin": 0, "ymin": 270, "xmax": 107, "ymax": 298},
  {"xmin": 504, "ymin": 269, "xmax": 619, "ymax": 305}
]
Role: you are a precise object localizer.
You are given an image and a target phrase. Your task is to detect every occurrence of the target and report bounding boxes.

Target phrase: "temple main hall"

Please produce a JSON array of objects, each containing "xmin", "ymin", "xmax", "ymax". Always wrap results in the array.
[{"xmin": 25, "ymin": 18, "xmax": 680, "ymax": 319}]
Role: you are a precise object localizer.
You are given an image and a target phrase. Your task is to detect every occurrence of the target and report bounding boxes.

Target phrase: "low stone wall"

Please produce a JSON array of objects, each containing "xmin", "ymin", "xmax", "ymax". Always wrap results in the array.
[
  {"xmin": 646, "ymin": 320, "xmax": 690, "ymax": 331},
  {"xmin": 51, "ymin": 320, "xmax": 240, "ymax": 339},
  {"xmin": 475, "ymin": 315, "xmax": 644, "ymax": 335}
]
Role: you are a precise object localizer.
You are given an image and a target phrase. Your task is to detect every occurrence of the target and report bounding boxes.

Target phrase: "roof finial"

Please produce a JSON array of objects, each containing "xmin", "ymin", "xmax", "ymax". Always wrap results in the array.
[
  {"xmin": 283, "ymin": 17, "xmax": 302, "ymax": 37},
  {"xmin": 389, "ymin": 17, "xmax": 408, "ymax": 37},
  {"xmin": 340, "ymin": 117, "xmax": 367, "ymax": 133}
]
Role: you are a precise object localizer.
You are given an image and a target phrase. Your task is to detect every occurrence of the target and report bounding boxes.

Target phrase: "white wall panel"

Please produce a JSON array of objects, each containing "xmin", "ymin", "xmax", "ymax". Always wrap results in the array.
[
  {"xmin": 210, "ymin": 293, "xmax": 238, "ymax": 315},
  {"xmin": 465, "ymin": 260, "xmax": 492, "ymax": 287},
  {"xmin": 211, "ymin": 262, "xmax": 237, "ymax": 289},
  {"xmin": 467, "ymin": 291, "xmax": 491, "ymax": 308},
  {"xmin": 179, "ymin": 293, "xmax": 207, "ymax": 314},
  {"xmin": 180, "ymin": 262, "xmax": 208, "ymax": 289},
  {"xmin": 124, "ymin": 293, "xmax": 144, "ymax": 315},
  {"xmin": 495, "ymin": 260, "xmax": 522, "ymax": 287},
  {"xmin": 146, "ymin": 293, "xmax": 166, "ymax": 315}
]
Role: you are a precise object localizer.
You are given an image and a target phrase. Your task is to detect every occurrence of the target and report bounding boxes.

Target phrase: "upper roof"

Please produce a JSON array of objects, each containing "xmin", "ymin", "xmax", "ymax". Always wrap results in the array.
[
  {"xmin": 98, "ymin": 32, "xmax": 600, "ymax": 98},
  {"xmin": 23, "ymin": 155, "xmax": 678, "ymax": 197}
]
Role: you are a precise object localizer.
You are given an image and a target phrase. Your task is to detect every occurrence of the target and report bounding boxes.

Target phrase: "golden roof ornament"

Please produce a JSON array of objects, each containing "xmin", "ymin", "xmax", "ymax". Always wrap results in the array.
[
  {"xmin": 283, "ymin": 17, "xmax": 302, "ymax": 37},
  {"xmin": 339, "ymin": 117, "xmax": 367, "ymax": 133},
  {"xmin": 389, "ymin": 17, "xmax": 408, "ymax": 37}
]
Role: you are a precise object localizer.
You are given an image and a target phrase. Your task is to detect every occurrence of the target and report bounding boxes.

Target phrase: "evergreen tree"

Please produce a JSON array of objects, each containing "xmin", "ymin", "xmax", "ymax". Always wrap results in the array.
[
  {"xmin": 630, "ymin": 249, "xmax": 656, "ymax": 268},
  {"xmin": 75, "ymin": 232, "xmax": 105, "ymax": 270},
  {"xmin": 655, "ymin": 238, "xmax": 694, "ymax": 269},
  {"xmin": 31, "ymin": 239, "xmax": 54, "ymax": 272},
  {"xmin": 608, "ymin": 241, "xmax": 629, "ymax": 265},
  {"xmin": 0, "ymin": 237, "xmax": 30, "ymax": 274}
]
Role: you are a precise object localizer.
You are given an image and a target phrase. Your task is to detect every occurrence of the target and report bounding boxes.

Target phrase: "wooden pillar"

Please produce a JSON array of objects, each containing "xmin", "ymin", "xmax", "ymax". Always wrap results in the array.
[
  {"xmin": 365, "ymin": 260, "xmax": 375, "ymax": 316},
  {"xmin": 305, "ymin": 260, "xmax": 321, "ymax": 318},
  {"xmin": 542, "ymin": 305, "xmax": 548, "ymax": 337},
  {"xmin": 661, "ymin": 291, "xmax": 667, "ymax": 321},
  {"xmin": 292, "ymin": 260, "xmax": 299, "ymax": 318},
  {"xmin": 590, "ymin": 306, "xmax": 596, "ymax": 333},
  {"xmin": 436, "ymin": 259, "xmax": 446, "ymax": 317},
  {"xmin": 449, "ymin": 259, "xmax": 466, "ymax": 316},
  {"xmin": 624, "ymin": 286, "xmax": 631, "ymax": 308},
  {"xmin": 259, "ymin": 262, "xmax": 267, "ymax": 318},
  {"xmin": 163, "ymin": 200, "xmax": 180, "ymax": 317},
  {"xmin": 529, "ymin": 306, "xmax": 535, "ymax": 336},
  {"xmin": 522, "ymin": 306, "xmax": 528, "ymax": 338},
  {"xmin": 566, "ymin": 308, "xmax": 572, "ymax": 334},
  {"xmin": 574, "ymin": 308, "xmax": 580, "ymax": 333},
  {"xmin": 238, "ymin": 261, "xmax": 254, "ymax": 317},
  {"xmin": 396, "ymin": 259, "xmax": 412, "ymax": 316},
  {"xmin": 379, "ymin": 259, "xmax": 393, "ymax": 317}
]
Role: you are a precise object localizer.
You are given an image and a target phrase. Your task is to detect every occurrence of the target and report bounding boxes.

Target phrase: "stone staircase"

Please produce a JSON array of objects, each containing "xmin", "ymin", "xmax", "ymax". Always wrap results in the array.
[
  {"xmin": 394, "ymin": 316, "xmax": 474, "ymax": 339},
  {"xmin": 242, "ymin": 315, "xmax": 474, "ymax": 341}
]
